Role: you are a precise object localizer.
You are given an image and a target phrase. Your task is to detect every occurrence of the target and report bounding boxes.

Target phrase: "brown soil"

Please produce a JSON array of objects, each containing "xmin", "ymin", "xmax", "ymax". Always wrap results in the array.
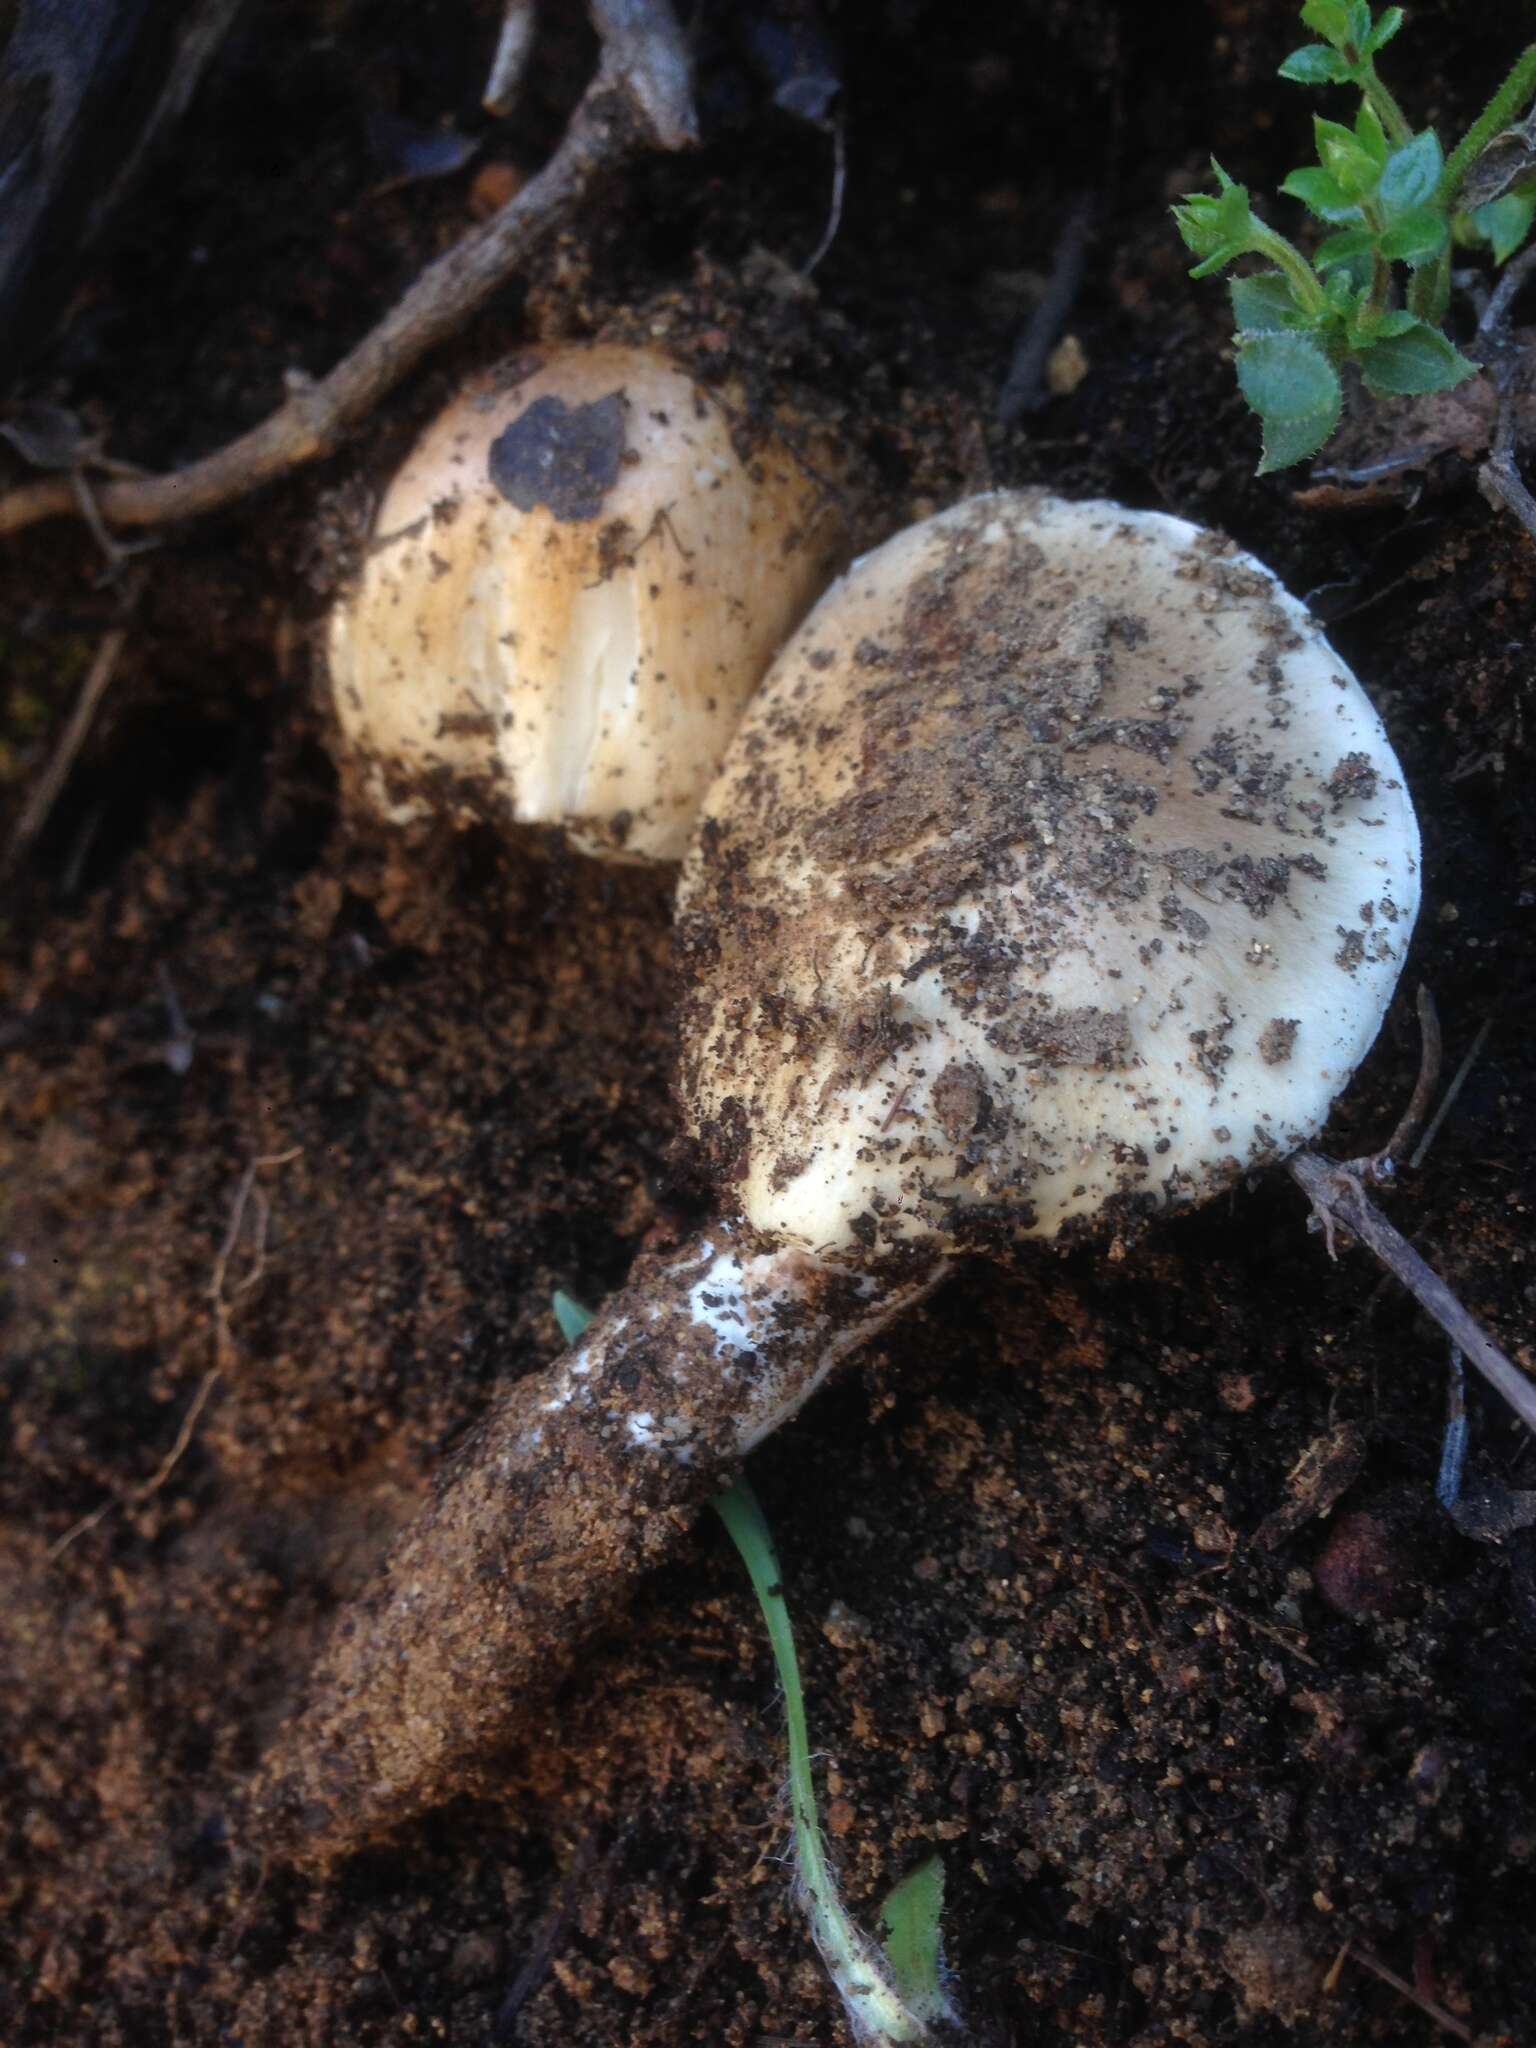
[{"xmin": 3, "ymin": 2, "xmax": 1534, "ymax": 2043}]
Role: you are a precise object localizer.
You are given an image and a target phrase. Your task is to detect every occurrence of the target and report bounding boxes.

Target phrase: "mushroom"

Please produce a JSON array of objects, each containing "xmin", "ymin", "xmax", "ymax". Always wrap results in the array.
[
  {"xmin": 678, "ymin": 488, "xmax": 1420, "ymax": 1255},
  {"xmin": 256, "ymin": 490, "xmax": 1419, "ymax": 1860},
  {"xmin": 327, "ymin": 341, "xmax": 851, "ymax": 862}
]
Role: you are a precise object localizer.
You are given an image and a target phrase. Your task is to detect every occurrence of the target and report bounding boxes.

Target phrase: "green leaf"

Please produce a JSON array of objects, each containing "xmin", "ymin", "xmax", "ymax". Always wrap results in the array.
[
  {"xmin": 1471, "ymin": 187, "xmax": 1536, "ymax": 263},
  {"xmin": 1345, "ymin": 1, "xmax": 1372, "ymax": 46},
  {"xmin": 1279, "ymin": 44, "xmax": 1352, "ymax": 85},
  {"xmin": 1364, "ymin": 308, "xmax": 1422, "ymax": 339},
  {"xmin": 1300, "ymin": 0, "xmax": 1353, "ymax": 47},
  {"xmin": 880, "ymin": 1857, "xmax": 948, "ymax": 2020},
  {"xmin": 1344, "ymin": 301, "xmax": 1411, "ymax": 348},
  {"xmin": 1355, "ymin": 321, "xmax": 1480, "ymax": 397},
  {"xmin": 1281, "ymin": 165, "xmax": 1362, "ymax": 221},
  {"xmin": 1353, "ymin": 98, "xmax": 1389, "ymax": 166},
  {"xmin": 1377, "ymin": 207, "xmax": 1449, "ymax": 265},
  {"xmin": 551, "ymin": 1289, "xmax": 594, "ymax": 1342},
  {"xmin": 1230, "ymin": 272, "xmax": 1309, "ymax": 333},
  {"xmin": 1314, "ymin": 114, "xmax": 1382, "ymax": 199},
  {"xmin": 1362, "ymin": 6, "xmax": 1405, "ymax": 55},
  {"xmin": 1236, "ymin": 332, "xmax": 1344, "ymax": 472},
  {"xmin": 1377, "ymin": 131, "xmax": 1445, "ymax": 218},
  {"xmin": 1186, "ymin": 244, "xmax": 1243, "ymax": 279},
  {"xmin": 1173, "ymin": 162, "xmax": 1257, "ymax": 275},
  {"xmin": 1314, "ymin": 223, "xmax": 1375, "ymax": 285}
]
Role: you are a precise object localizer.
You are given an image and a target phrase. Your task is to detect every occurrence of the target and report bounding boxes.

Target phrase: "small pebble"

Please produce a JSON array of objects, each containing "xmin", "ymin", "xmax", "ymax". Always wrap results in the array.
[{"xmin": 1314, "ymin": 1508, "xmax": 1418, "ymax": 1619}]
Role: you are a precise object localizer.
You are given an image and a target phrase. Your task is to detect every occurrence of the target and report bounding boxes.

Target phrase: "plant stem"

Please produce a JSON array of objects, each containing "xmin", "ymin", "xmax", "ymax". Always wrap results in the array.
[
  {"xmin": 1439, "ymin": 45, "xmax": 1536, "ymax": 208},
  {"xmin": 1250, "ymin": 221, "xmax": 1329, "ymax": 315},
  {"xmin": 1356, "ymin": 58, "xmax": 1413, "ymax": 150},
  {"xmin": 1407, "ymin": 243, "xmax": 1452, "ymax": 323},
  {"xmin": 713, "ymin": 1480, "xmax": 932, "ymax": 2045}
]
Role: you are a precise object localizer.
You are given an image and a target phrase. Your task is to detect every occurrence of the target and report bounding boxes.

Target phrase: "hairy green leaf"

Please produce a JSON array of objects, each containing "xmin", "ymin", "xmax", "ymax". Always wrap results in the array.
[
  {"xmin": 1356, "ymin": 322, "xmax": 1480, "ymax": 396},
  {"xmin": 881, "ymin": 1858, "xmax": 948, "ymax": 2020},
  {"xmin": 1362, "ymin": 6, "xmax": 1404, "ymax": 56},
  {"xmin": 1300, "ymin": 0, "xmax": 1353, "ymax": 47},
  {"xmin": 1237, "ymin": 333, "xmax": 1343, "ymax": 472},
  {"xmin": 1281, "ymin": 165, "xmax": 1362, "ymax": 221},
  {"xmin": 1173, "ymin": 163, "xmax": 1259, "ymax": 275},
  {"xmin": 1377, "ymin": 207, "xmax": 1449, "ymax": 265},
  {"xmin": 1230, "ymin": 272, "xmax": 1309, "ymax": 333},
  {"xmin": 1313, "ymin": 224, "xmax": 1375, "ymax": 290},
  {"xmin": 1471, "ymin": 187, "xmax": 1536, "ymax": 263},
  {"xmin": 1314, "ymin": 114, "xmax": 1382, "ymax": 199},
  {"xmin": 1365, "ymin": 308, "xmax": 1424, "ymax": 339},
  {"xmin": 1279, "ymin": 44, "xmax": 1352, "ymax": 86},
  {"xmin": 1378, "ymin": 130, "xmax": 1444, "ymax": 217},
  {"xmin": 1353, "ymin": 98, "xmax": 1389, "ymax": 164}
]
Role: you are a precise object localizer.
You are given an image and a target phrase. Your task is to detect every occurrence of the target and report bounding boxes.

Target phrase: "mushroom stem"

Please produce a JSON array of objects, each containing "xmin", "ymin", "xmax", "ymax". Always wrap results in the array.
[{"xmin": 252, "ymin": 1222, "xmax": 947, "ymax": 1861}]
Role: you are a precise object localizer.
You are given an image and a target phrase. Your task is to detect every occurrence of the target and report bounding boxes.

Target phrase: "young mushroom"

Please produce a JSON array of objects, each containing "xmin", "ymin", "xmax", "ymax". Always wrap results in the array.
[
  {"xmin": 255, "ymin": 490, "xmax": 1419, "ymax": 1860},
  {"xmin": 327, "ymin": 341, "xmax": 851, "ymax": 861}
]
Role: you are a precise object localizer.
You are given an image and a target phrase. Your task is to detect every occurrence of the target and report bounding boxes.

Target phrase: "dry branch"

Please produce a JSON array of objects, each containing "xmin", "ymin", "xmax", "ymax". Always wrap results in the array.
[
  {"xmin": 1475, "ymin": 241, "xmax": 1536, "ymax": 542},
  {"xmin": 1289, "ymin": 1149, "xmax": 1536, "ymax": 1434},
  {"xmin": 0, "ymin": 4, "xmax": 696, "ymax": 541}
]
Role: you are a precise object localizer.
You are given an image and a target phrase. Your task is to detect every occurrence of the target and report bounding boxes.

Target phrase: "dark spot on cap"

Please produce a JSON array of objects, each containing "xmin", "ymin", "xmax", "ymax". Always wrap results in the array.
[{"xmin": 488, "ymin": 390, "xmax": 627, "ymax": 522}]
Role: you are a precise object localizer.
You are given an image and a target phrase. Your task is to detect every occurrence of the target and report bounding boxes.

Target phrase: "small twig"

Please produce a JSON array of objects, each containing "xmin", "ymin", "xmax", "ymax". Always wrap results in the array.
[
  {"xmin": 69, "ymin": 470, "xmax": 158, "ymax": 575},
  {"xmin": 1476, "ymin": 239, "xmax": 1536, "ymax": 345},
  {"xmin": 801, "ymin": 106, "xmax": 847, "ymax": 278},
  {"xmin": 2, "ymin": 573, "xmax": 143, "ymax": 876},
  {"xmin": 1475, "ymin": 242, "xmax": 1536, "ymax": 542},
  {"xmin": 1375, "ymin": 984, "xmax": 1442, "ymax": 1170},
  {"xmin": 1344, "ymin": 1943, "xmax": 1474, "ymax": 2042},
  {"xmin": 589, "ymin": 0, "xmax": 697, "ymax": 153},
  {"xmin": 155, "ymin": 962, "xmax": 197, "ymax": 1074},
  {"xmin": 1183, "ymin": 1587, "xmax": 1320, "ymax": 1668},
  {"xmin": 1410, "ymin": 1017, "xmax": 1493, "ymax": 1169},
  {"xmin": 1289, "ymin": 1149, "xmax": 1536, "ymax": 1435},
  {"xmin": 484, "ymin": 0, "xmax": 537, "ymax": 116},
  {"xmin": 998, "ymin": 195, "xmax": 1095, "ymax": 426},
  {"xmin": 1476, "ymin": 357, "xmax": 1536, "ymax": 539},
  {"xmin": 0, "ymin": 4, "xmax": 696, "ymax": 541},
  {"xmin": 487, "ymin": 1829, "xmax": 606, "ymax": 2044},
  {"xmin": 1436, "ymin": 1346, "xmax": 1470, "ymax": 1510}
]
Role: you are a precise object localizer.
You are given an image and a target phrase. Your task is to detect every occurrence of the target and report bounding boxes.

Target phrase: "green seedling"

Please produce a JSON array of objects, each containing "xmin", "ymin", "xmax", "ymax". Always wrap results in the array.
[
  {"xmin": 1173, "ymin": 2, "xmax": 1536, "ymax": 471},
  {"xmin": 713, "ymin": 1481, "xmax": 956, "ymax": 2044},
  {"xmin": 554, "ymin": 1291, "xmax": 956, "ymax": 2044}
]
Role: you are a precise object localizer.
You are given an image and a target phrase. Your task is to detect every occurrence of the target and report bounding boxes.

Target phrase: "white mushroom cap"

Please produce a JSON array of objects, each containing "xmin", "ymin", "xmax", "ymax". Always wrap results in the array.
[
  {"xmin": 677, "ymin": 491, "xmax": 1421, "ymax": 1258},
  {"xmin": 327, "ymin": 344, "xmax": 850, "ymax": 862}
]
